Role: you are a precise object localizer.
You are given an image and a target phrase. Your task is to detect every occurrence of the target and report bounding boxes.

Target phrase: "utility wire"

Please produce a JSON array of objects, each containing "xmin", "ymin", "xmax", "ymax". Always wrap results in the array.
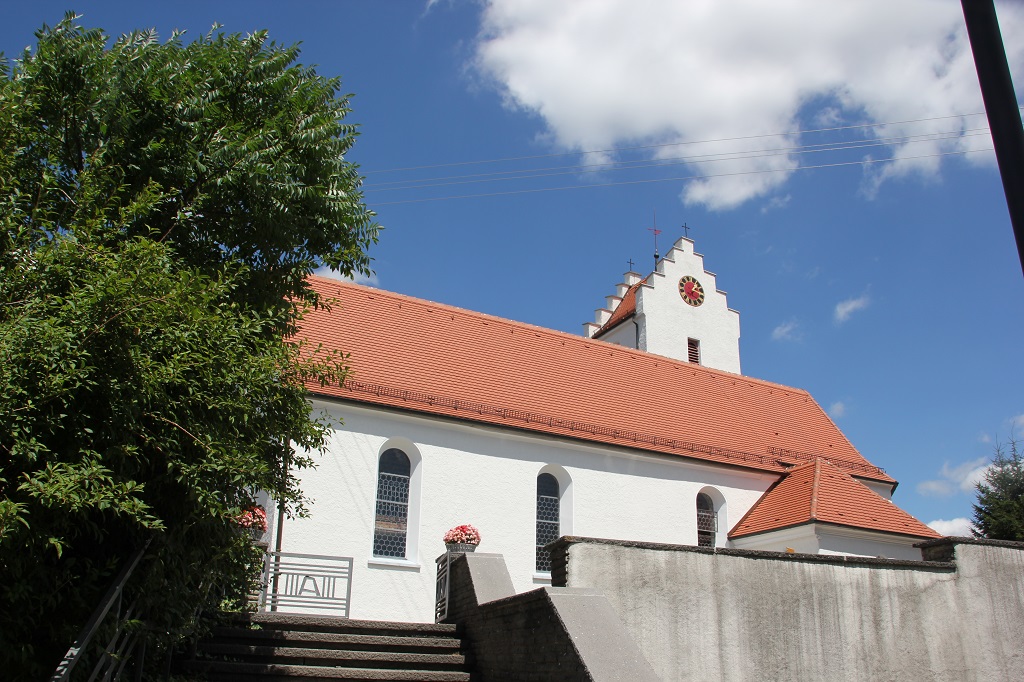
[
  {"xmin": 364, "ymin": 128, "xmax": 990, "ymax": 193},
  {"xmin": 362, "ymin": 111, "xmax": 994, "ymax": 175},
  {"xmin": 365, "ymin": 126, "xmax": 986, "ymax": 188},
  {"xmin": 370, "ymin": 147, "xmax": 993, "ymax": 206}
]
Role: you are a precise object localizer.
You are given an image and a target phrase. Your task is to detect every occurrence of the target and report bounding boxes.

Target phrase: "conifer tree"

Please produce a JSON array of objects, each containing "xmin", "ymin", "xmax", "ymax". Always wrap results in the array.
[{"xmin": 972, "ymin": 438, "xmax": 1024, "ymax": 541}]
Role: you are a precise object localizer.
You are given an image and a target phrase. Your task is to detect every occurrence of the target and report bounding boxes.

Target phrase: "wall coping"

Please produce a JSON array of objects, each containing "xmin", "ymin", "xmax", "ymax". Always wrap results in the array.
[
  {"xmin": 549, "ymin": 535, "xmax": 956, "ymax": 572},
  {"xmin": 913, "ymin": 535, "xmax": 1024, "ymax": 562},
  {"xmin": 913, "ymin": 535, "xmax": 1024, "ymax": 550}
]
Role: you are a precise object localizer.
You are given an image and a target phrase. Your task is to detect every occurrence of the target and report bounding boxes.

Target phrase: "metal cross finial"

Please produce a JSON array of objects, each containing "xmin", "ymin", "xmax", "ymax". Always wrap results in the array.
[
  {"xmin": 627, "ymin": 258, "xmax": 635, "ymax": 271},
  {"xmin": 682, "ymin": 222, "xmax": 690, "ymax": 238}
]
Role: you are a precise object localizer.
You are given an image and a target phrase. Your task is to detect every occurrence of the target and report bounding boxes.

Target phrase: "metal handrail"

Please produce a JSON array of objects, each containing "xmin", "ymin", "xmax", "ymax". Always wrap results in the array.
[
  {"xmin": 435, "ymin": 552, "xmax": 452, "ymax": 623},
  {"xmin": 51, "ymin": 540, "xmax": 151, "ymax": 682}
]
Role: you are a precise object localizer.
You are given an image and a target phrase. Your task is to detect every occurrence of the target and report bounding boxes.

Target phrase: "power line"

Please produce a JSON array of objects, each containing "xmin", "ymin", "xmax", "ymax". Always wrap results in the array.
[
  {"xmin": 364, "ymin": 127, "xmax": 987, "ymax": 189},
  {"xmin": 370, "ymin": 147, "xmax": 993, "ymax": 206},
  {"xmin": 364, "ymin": 129, "xmax": 990, "ymax": 194},
  {"xmin": 362, "ymin": 111, "xmax": 993, "ymax": 175}
]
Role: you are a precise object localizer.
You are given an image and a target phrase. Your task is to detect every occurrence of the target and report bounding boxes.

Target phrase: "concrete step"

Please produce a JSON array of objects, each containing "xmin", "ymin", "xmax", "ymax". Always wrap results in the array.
[
  {"xmin": 180, "ymin": 660, "xmax": 471, "ymax": 681},
  {"xmin": 186, "ymin": 614, "xmax": 472, "ymax": 681},
  {"xmin": 196, "ymin": 643, "xmax": 467, "ymax": 671},
  {"xmin": 209, "ymin": 627, "xmax": 463, "ymax": 653},
  {"xmin": 241, "ymin": 613, "xmax": 460, "ymax": 637}
]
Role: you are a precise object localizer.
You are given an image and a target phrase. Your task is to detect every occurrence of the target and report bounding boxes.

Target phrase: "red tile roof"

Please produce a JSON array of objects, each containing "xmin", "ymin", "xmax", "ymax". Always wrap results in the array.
[
  {"xmin": 729, "ymin": 458, "xmax": 938, "ymax": 539},
  {"xmin": 593, "ymin": 280, "xmax": 643, "ymax": 338},
  {"xmin": 296, "ymin": 278, "xmax": 894, "ymax": 483}
]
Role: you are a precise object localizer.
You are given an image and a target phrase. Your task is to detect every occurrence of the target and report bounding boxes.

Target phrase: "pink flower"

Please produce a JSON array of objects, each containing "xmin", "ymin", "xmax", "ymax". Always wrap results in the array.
[
  {"xmin": 237, "ymin": 506, "xmax": 268, "ymax": 533},
  {"xmin": 443, "ymin": 524, "xmax": 481, "ymax": 545}
]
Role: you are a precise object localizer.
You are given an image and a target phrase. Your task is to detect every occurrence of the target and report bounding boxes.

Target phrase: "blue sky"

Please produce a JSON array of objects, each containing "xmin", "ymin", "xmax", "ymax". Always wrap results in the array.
[{"xmin": 4, "ymin": 1, "xmax": 1023, "ymax": 534}]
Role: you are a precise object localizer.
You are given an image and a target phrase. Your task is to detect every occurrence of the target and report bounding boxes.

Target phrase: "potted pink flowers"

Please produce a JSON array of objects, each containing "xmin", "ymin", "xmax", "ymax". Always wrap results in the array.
[
  {"xmin": 237, "ymin": 506, "xmax": 268, "ymax": 540},
  {"xmin": 443, "ymin": 524, "xmax": 481, "ymax": 553}
]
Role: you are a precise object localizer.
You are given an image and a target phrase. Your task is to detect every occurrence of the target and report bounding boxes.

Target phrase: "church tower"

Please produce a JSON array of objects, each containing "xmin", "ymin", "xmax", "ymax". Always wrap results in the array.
[{"xmin": 583, "ymin": 236, "xmax": 741, "ymax": 374}]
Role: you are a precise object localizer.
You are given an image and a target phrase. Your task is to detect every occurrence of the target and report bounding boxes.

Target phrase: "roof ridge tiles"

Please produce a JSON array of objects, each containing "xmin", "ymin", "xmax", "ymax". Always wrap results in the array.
[
  {"xmin": 784, "ymin": 459, "xmax": 819, "ymax": 472},
  {"xmin": 809, "ymin": 458, "xmax": 822, "ymax": 521}
]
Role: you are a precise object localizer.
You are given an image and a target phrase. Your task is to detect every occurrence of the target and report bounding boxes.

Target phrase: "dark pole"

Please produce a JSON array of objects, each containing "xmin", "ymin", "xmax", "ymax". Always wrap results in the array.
[
  {"xmin": 271, "ymin": 458, "xmax": 287, "ymax": 612},
  {"xmin": 961, "ymin": 0, "xmax": 1024, "ymax": 276}
]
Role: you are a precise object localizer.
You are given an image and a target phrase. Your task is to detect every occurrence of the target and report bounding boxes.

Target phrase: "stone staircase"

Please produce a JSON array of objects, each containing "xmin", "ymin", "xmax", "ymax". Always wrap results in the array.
[{"xmin": 181, "ymin": 612, "xmax": 472, "ymax": 681}]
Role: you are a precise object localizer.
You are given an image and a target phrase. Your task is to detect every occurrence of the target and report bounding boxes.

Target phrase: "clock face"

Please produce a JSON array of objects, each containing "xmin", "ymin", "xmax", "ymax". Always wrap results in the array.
[{"xmin": 679, "ymin": 276, "xmax": 705, "ymax": 306}]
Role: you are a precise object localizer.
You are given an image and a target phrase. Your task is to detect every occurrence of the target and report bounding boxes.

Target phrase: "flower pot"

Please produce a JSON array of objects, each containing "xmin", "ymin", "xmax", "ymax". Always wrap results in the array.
[{"xmin": 445, "ymin": 543, "xmax": 477, "ymax": 554}]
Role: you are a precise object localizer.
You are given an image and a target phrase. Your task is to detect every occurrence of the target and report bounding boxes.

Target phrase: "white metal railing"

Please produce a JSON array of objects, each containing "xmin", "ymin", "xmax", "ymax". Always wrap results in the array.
[
  {"xmin": 261, "ymin": 551, "xmax": 353, "ymax": 616},
  {"xmin": 435, "ymin": 552, "xmax": 451, "ymax": 623}
]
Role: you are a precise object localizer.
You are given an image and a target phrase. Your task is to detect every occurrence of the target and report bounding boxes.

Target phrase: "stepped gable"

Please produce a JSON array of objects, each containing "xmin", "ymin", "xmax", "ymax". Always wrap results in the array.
[
  {"xmin": 593, "ymin": 279, "xmax": 643, "ymax": 338},
  {"xmin": 729, "ymin": 458, "xmax": 939, "ymax": 539},
  {"xmin": 296, "ymin": 277, "xmax": 894, "ymax": 484}
]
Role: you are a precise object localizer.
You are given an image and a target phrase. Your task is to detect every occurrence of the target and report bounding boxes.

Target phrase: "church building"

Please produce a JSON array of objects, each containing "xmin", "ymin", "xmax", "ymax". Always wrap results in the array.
[{"xmin": 272, "ymin": 236, "xmax": 939, "ymax": 623}]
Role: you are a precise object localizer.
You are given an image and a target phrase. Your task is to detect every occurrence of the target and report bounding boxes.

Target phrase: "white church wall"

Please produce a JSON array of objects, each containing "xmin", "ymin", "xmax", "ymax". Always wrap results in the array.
[
  {"xmin": 816, "ymin": 525, "xmax": 925, "ymax": 561},
  {"xmin": 594, "ymin": 318, "xmax": 637, "ymax": 349},
  {"xmin": 730, "ymin": 523, "xmax": 925, "ymax": 560},
  {"xmin": 635, "ymin": 239, "xmax": 741, "ymax": 373},
  {"xmin": 729, "ymin": 525, "xmax": 822, "ymax": 555},
  {"xmin": 858, "ymin": 477, "xmax": 895, "ymax": 499},
  {"xmin": 281, "ymin": 399, "xmax": 777, "ymax": 623}
]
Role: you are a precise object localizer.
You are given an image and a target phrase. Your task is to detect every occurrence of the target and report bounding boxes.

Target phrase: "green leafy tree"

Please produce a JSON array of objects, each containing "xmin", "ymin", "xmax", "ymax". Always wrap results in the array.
[
  {"xmin": 972, "ymin": 438, "xmax": 1024, "ymax": 541},
  {"xmin": 0, "ymin": 14, "xmax": 377, "ymax": 676}
]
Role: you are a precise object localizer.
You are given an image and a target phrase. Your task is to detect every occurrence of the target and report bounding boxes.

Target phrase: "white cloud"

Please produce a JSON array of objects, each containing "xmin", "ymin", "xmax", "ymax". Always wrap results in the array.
[
  {"xmin": 473, "ymin": 1, "xmax": 1024, "ymax": 209},
  {"xmin": 813, "ymin": 107, "xmax": 844, "ymax": 127},
  {"xmin": 771, "ymin": 319, "xmax": 801, "ymax": 342},
  {"xmin": 314, "ymin": 266, "xmax": 380, "ymax": 287},
  {"xmin": 917, "ymin": 479, "xmax": 954, "ymax": 497},
  {"xmin": 834, "ymin": 294, "xmax": 870, "ymax": 323},
  {"xmin": 979, "ymin": 433, "xmax": 992, "ymax": 444},
  {"xmin": 761, "ymin": 194, "xmax": 791, "ymax": 214},
  {"xmin": 828, "ymin": 401, "xmax": 846, "ymax": 419},
  {"xmin": 927, "ymin": 517, "xmax": 975, "ymax": 537},
  {"xmin": 917, "ymin": 456, "xmax": 991, "ymax": 497},
  {"xmin": 947, "ymin": 458, "xmax": 993, "ymax": 492},
  {"xmin": 1010, "ymin": 414, "xmax": 1024, "ymax": 432}
]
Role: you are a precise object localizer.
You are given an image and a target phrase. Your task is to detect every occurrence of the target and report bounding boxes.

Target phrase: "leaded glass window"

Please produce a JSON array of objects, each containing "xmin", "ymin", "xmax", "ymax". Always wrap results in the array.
[
  {"xmin": 697, "ymin": 493, "xmax": 717, "ymax": 548},
  {"xmin": 373, "ymin": 449, "xmax": 411, "ymax": 558},
  {"xmin": 536, "ymin": 473, "xmax": 560, "ymax": 572}
]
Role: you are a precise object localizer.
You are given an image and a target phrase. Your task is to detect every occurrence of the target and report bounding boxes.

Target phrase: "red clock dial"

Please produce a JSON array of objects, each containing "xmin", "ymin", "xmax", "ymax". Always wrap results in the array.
[{"xmin": 678, "ymin": 276, "xmax": 705, "ymax": 306}]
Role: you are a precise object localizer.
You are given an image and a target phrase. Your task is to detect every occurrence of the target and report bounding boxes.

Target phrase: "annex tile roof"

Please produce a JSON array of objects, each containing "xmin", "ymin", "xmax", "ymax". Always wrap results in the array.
[
  {"xmin": 296, "ymin": 278, "xmax": 894, "ymax": 483},
  {"xmin": 593, "ymin": 280, "xmax": 642, "ymax": 338},
  {"xmin": 729, "ymin": 458, "xmax": 939, "ymax": 539}
]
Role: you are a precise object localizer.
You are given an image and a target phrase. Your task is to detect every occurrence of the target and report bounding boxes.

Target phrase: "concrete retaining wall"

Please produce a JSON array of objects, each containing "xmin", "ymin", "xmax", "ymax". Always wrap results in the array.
[
  {"xmin": 552, "ymin": 536, "xmax": 1024, "ymax": 681},
  {"xmin": 443, "ymin": 552, "xmax": 658, "ymax": 682}
]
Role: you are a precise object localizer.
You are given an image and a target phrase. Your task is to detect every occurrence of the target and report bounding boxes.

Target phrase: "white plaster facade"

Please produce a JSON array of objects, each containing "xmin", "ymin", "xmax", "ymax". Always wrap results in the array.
[
  {"xmin": 585, "ymin": 237, "xmax": 741, "ymax": 374},
  {"xmin": 730, "ymin": 523, "xmax": 926, "ymax": 561},
  {"xmin": 276, "ymin": 399, "xmax": 776, "ymax": 623}
]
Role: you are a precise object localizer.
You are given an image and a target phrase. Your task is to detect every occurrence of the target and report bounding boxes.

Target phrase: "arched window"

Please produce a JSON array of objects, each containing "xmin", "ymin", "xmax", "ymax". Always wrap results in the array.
[
  {"xmin": 373, "ymin": 449, "xmax": 411, "ymax": 558},
  {"xmin": 536, "ymin": 473, "xmax": 560, "ymax": 572},
  {"xmin": 696, "ymin": 493, "xmax": 717, "ymax": 548}
]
